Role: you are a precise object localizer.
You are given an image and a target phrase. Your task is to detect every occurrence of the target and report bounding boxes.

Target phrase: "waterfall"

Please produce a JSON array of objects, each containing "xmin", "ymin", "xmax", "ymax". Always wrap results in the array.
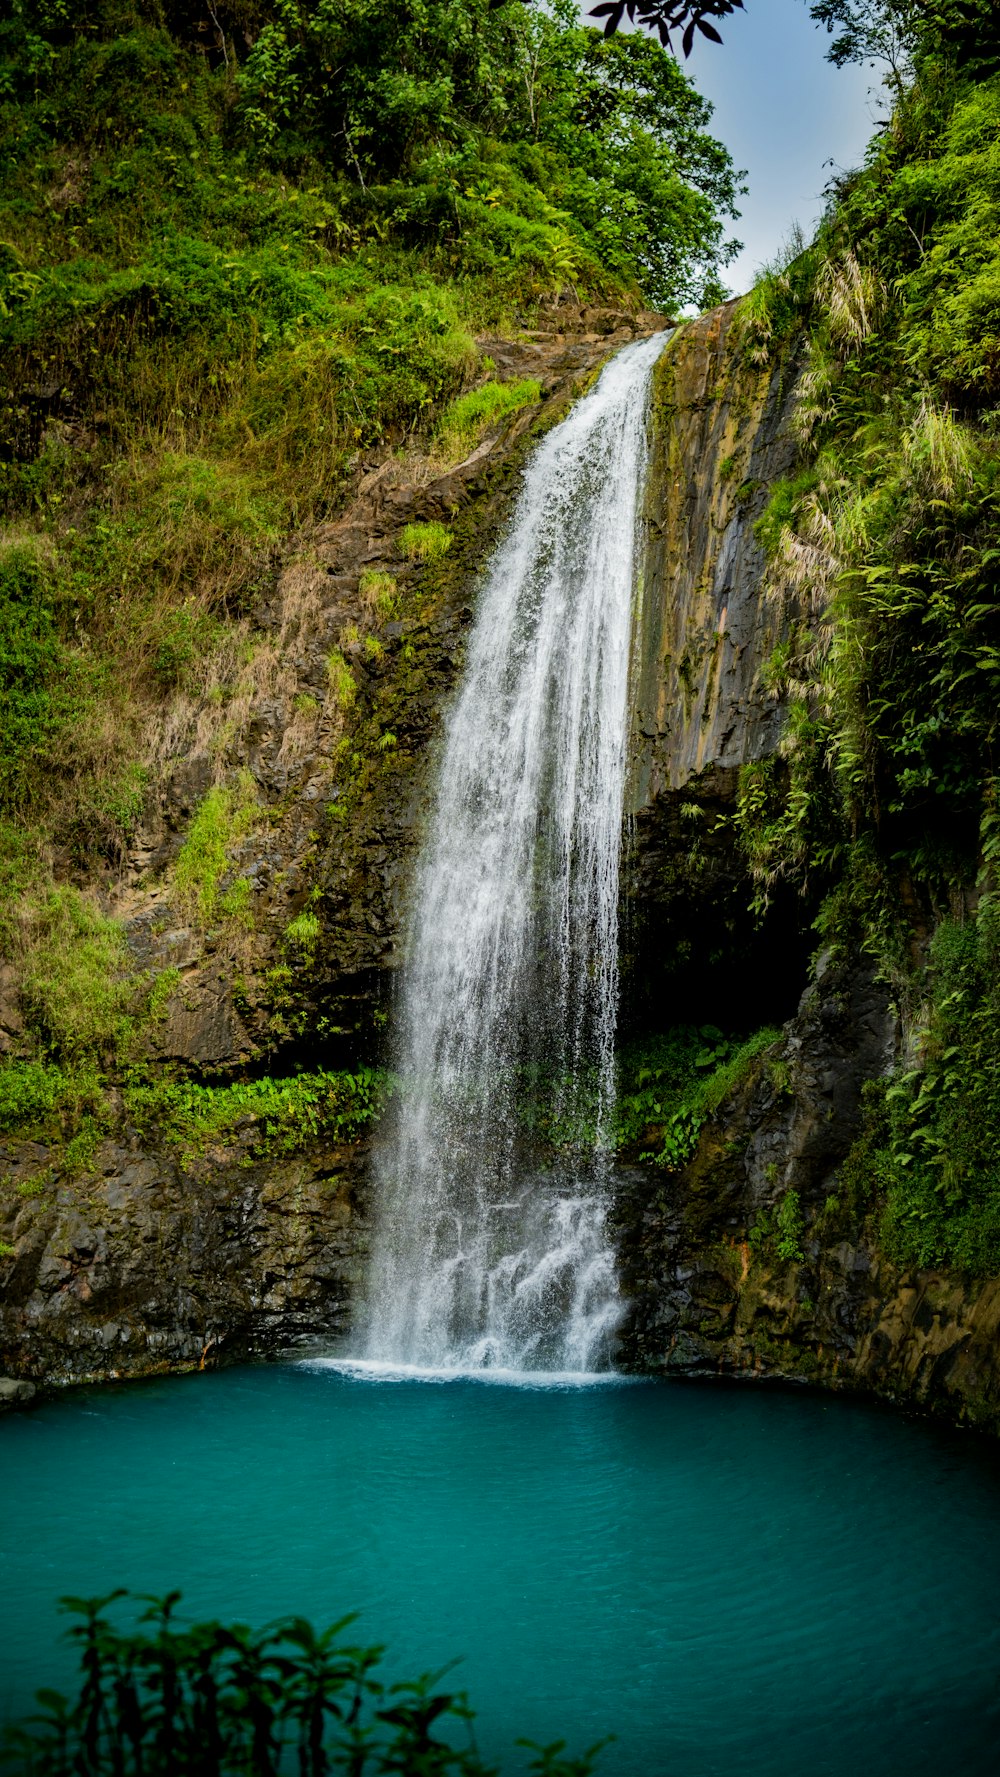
[{"xmin": 359, "ymin": 332, "xmax": 667, "ymax": 1377}]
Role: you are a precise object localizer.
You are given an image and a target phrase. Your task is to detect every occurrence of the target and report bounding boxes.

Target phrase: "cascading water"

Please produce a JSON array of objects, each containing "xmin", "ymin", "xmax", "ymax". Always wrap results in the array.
[{"xmin": 360, "ymin": 332, "xmax": 667, "ymax": 1376}]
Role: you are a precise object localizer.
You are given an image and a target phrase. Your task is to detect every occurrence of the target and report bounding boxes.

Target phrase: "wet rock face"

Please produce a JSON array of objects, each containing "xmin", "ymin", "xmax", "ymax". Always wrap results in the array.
[
  {"xmin": 630, "ymin": 299, "xmax": 800, "ymax": 806},
  {"xmin": 616, "ymin": 948, "xmax": 1000, "ymax": 1435},
  {"xmin": 0, "ymin": 1131, "xmax": 368, "ymax": 1385},
  {"xmin": 621, "ymin": 303, "xmax": 813, "ymax": 1033},
  {"xmin": 618, "ymin": 953, "xmax": 896, "ymax": 1370}
]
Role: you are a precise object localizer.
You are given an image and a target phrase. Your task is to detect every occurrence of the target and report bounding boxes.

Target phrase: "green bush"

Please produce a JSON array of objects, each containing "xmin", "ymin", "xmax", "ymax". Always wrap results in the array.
[
  {"xmin": 358, "ymin": 569, "xmax": 398, "ymax": 619},
  {"xmin": 400, "ymin": 521, "xmax": 452, "ymax": 561},
  {"xmin": 0, "ymin": 1591, "xmax": 602, "ymax": 1777},
  {"xmin": 285, "ymin": 908, "xmax": 321, "ymax": 950},
  {"xmin": 852, "ymin": 898, "xmax": 1000, "ymax": 1274},
  {"xmin": 18, "ymin": 887, "xmax": 133, "ymax": 1062},
  {"xmin": 621, "ymin": 1025, "xmax": 780, "ymax": 1171},
  {"xmin": 326, "ymin": 648, "xmax": 357, "ymax": 710},
  {"xmin": 0, "ymin": 1055, "xmax": 108, "ymax": 1140},
  {"xmin": 0, "ymin": 1057, "xmax": 64, "ymax": 1133},
  {"xmin": 434, "ymin": 376, "xmax": 542, "ymax": 459}
]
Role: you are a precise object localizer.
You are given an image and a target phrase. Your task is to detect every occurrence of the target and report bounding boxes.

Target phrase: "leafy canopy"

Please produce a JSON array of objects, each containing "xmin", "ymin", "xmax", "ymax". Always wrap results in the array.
[{"xmin": 229, "ymin": 0, "xmax": 742, "ymax": 308}]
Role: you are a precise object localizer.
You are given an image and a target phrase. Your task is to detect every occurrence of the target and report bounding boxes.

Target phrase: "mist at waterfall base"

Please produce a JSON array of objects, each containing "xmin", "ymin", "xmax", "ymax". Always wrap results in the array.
[{"xmin": 5, "ymin": 1365, "xmax": 1000, "ymax": 1775}]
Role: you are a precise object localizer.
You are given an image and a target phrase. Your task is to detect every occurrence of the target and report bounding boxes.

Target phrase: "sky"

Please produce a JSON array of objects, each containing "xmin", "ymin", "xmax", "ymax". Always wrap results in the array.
[{"xmin": 584, "ymin": 0, "xmax": 887, "ymax": 298}]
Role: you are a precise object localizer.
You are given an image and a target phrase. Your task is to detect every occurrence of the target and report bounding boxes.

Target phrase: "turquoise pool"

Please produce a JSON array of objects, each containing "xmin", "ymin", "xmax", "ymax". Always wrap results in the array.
[{"xmin": 2, "ymin": 1364, "xmax": 1000, "ymax": 1774}]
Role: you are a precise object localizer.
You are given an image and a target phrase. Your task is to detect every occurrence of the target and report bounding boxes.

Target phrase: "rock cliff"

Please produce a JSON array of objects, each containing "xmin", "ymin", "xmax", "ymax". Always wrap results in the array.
[
  {"xmin": 619, "ymin": 302, "xmax": 1000, "ymax": 1436},
  {"xmin": 5, "ymin": 296, "xmax": 1000, "ymax": 1437},
  {"xmin": 622, "ymin": 298, "xmax": 812, "ymax": 1035}
]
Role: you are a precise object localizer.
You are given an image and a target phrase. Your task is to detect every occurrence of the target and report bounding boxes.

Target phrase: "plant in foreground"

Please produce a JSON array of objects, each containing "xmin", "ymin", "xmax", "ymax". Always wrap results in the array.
[{"xmin": 0, "ymin": 1593, "xmax": 606, "ymax": 1777}]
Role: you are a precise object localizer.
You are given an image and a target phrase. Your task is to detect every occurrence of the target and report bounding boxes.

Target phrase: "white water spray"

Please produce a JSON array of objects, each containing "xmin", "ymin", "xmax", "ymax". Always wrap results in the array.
[{"xmin": 361, "ymin": 332, "xmax": 667, "ymax": 1375}]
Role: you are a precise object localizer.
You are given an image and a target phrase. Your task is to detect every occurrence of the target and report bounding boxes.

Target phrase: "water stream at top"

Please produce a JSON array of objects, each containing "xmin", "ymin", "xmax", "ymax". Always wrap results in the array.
[{"xmin": 358, "ymin": 332, "xmax": 667, "ymax": 1376}]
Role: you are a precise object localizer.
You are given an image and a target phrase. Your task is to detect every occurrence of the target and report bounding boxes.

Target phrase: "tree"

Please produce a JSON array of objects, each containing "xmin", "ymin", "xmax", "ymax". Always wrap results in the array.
[
  {"xmin": 807, "ymin": 0, "xmax": 921, "ymax": 96},
  {"xmin": 233, "ymin": 0, "xmax": 743, "ymax": 308},
  {"xmin": 507, "ymin": 0, "xmax": 744, "ymax": 307},
  {"xmin": 587, "ymin": 0, "xmax": 745, "ymax": 56},
  {"xmin": 586, "ymin": 0, "xmax": 999, "ymax": 79}
]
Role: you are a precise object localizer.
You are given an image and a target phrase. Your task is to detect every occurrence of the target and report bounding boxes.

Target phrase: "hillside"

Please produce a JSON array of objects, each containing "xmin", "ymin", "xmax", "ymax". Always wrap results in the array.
[{"xmin": 0, "ymin": 0, "xmax": 738, "ymax": 1159}]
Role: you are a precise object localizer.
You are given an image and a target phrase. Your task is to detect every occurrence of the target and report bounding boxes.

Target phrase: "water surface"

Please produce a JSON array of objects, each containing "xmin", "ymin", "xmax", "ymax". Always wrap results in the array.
[{"xmin": 3, "ymin": 1365, "xmax": 1000, "ymax": 1774}]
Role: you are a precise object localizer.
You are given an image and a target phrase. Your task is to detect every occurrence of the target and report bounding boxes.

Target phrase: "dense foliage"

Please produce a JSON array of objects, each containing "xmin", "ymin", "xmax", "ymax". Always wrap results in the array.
[
  {"xmin": 0, "ymin": 1592, "xmax": 602, "ymax": 1776},
  {"xmin": 519, "ymin": 1023, "xmax": 779, "ymax": 1170},
  {"xmin": 616, "ymin": 1024, "xmax": 778, "ymax": 1168},
  {"xmin": 733, "ymin": 0, "xmax": 1000, "ymax": 1270}
]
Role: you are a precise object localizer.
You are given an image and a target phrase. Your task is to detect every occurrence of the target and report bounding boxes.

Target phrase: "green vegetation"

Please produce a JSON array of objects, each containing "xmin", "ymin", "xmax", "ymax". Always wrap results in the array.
[
  {"xmin": 358, "ymin": 569, "xmax": 399, "ymax": 620},
  {"xmin": 0, "ymin": 1056, "xmax": 77, "ymax": 1135},
  {"xmin": 174, "ymin": 772, "xmax": 260, "ymax": 926},
  {"xmin": 400, "ymin": 521, "xmax": 453, "ymax": 561},
  {"xmin": 434, "ymin": 377, "xmax": 542, "ymax": 460},
  {"xmin": 864, "ymin": 904, "xmax": 1000, "ymax": 1273},
  {"xmin": 1, "ymin": 1591, "xmax": 602, "ymax": 1777},
  {"xmin": 751, "ymin": 1188, "xmax": 806, "ymax": 1265},
  {"xmin": 125, "ymin": 1067, "xmax": 385, "ymax": 1165},
  {"xmin": 0, "ymin": 1056, "xmax": 383, "ymax": 1174},
  {"xmin": 730, "ymin": 3, "xmax": 1000, "ymax": 1273},
  {"xmin": 520, "ymin": 1025, "xmax": 778, "ymax": 1166},
  {"xmin": 285, "ymin": 908, "xmax": 321, "ymax": 951},
  {"xmin": 619, "ymin": 1025, "xmax": 779, "ymax": 1169},
  {"xmin": 15, "ymin": 887, "xmax": 132, "ymax": 1060},
  {"xmin": 0, "ymin": 1055, "xmax": 110, "ymax": 1177},
  {"xmin": 326, "ymin": 647, "xmax": 357, "ymax": 710}
]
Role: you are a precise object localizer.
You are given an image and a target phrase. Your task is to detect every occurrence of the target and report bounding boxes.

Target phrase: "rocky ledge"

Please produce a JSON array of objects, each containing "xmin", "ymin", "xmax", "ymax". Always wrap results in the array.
[{"xmin": 618, "ymin": 948, "xmax": 1000, "ymax": 1436}]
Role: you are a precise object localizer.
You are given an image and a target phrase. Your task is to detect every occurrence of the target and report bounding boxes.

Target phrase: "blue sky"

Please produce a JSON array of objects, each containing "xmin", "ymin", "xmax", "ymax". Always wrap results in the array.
[
  {"xmin": 682, "ymin": 0, "xmax": 882, "ymax": 294},
  {"xmin": 579, "ymin": 0, "xmax": 885, "ymax": 298}
]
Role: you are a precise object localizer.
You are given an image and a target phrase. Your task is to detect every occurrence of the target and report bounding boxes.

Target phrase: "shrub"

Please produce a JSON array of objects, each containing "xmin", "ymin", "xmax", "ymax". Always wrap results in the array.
[
  {"xmin": 125, "ymin": 1067, "xmax": 386, "ymax": 1162},
  {"xmin": 17, "ymin": 887, "xmax": 133, "ymax": 1062},
  {"xmin": 434, "ymin": 376, "xmax": 542, "ymax": 460},
  {"xmin": 400, "ymin": 521, "xmax": 452, "ymax": 561},
  {"xmin": 358, "ymin": 570, "xmax": 398, "ymax": 620},
  {"xmin": 0, "ymin": 1058, "xmax": 64, "ymax": 1133},
  {"xmin": 626, "ymin": 1025, "xmax": 780, "ymax": 1170},
  {"xmin": 0, "ymin": 1591, "xmax": 603, "ymax": 1777},
  {"xmin": 775, "ymin": 1188, "xmax": 805, "ymax": 1263},
  {"xmin": 860, "ymin": 898, "xmax": 1000, "ymax": 1275},
  {"xmin": 520, "ymin": 1025, "xmax": 781, "ymax": 1169},
  {"xmin": 285, "ymin": 908, "xmax": 320, "ymax": 950},
  {"xmin": 326, "ymin": 648, "xmax": 356, "ymax": 710}
]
